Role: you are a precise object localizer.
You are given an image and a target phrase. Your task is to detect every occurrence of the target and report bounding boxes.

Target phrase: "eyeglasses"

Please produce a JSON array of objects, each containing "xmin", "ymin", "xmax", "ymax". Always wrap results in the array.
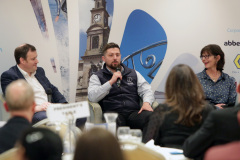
[{"xmin": 200, "ymin": 55, "xmax": 213, "ymax": 60}]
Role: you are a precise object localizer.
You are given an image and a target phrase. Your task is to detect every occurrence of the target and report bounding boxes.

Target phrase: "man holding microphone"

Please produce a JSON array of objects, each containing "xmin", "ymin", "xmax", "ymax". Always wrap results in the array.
[{"xmin": 88, "ymin": 42, "xmax": 154, "ymax": 135}]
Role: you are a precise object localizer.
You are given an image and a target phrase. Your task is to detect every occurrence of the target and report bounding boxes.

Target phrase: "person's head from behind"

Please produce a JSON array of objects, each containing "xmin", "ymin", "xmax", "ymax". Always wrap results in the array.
[
  {"xmin": 102, "ymin": 42, "xmax": 121, "ymax": 70},
  {"xmin": 4, "ymin": 80, "xmax": 35, "ymax": 122},
  {"xmin": 200, "ymin": 44, "xmax": 225, "ymax": 71},
  {"xmin": 16, "ymin": 127, "xmax": 63, "ymax": 160},
  {"xmin": 165, "ymin": 64, "xmax": 205, "ymax": 126},
  {"xmin": 73, "ymin": 128, "xmax": 125, "ymax": 160},
  {"xmin": 15, "ymin": 43, "xmax": 39, "ymax": 75}
]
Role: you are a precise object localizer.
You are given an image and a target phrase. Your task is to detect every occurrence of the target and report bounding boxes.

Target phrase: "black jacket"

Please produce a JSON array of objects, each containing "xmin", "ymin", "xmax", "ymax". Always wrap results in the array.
[
  {"xmin": 0, "ymin": 116, "xmax": 31, "ymax": 154},
  {"xmin": 143, "ymin": 103, "xmax": 214, "ymax": 148},
  {"xmin": 183, "ymin": 104, "xmax": 240, "ymax": 159}
]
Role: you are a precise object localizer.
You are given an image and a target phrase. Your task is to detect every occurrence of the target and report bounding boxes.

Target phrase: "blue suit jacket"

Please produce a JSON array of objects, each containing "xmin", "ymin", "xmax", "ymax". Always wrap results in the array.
[{"xmin": 1, "ymin": 65, "xmax": 67, "ymax": 103}]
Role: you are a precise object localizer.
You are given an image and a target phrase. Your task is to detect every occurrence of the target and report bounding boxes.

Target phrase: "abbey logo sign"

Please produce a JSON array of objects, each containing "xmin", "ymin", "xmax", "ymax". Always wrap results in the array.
[
  {"xmin": 234, "ymin": 54, "xmax": 240, "ymax": 69},
  {"xmin": 224, "ymin": 40, "xmax": 240, "ymax": 46}
]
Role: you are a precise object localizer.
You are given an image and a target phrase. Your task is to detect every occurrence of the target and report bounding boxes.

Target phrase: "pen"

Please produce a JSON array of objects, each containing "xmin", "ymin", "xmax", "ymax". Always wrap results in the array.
[{"xmin": 170, "ymin": 152, "xmax": 183, "ymax": 155}]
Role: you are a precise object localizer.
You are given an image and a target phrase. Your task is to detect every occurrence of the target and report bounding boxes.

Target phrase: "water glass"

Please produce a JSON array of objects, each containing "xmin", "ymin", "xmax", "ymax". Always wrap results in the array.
[
  {"xmin": 129, "ymin": 129, "xmax": 142, "ymax": 143},
  {"xmin": 104, "ymin": 113, "xmax": 118, "ymax": 123},
  {"xmin": 117, "ymin": 126, "xmax": 130, "ymax": 141},
  {"xmin": 104, "ymin": 113, "xmax": 118, "ymax": 135}
]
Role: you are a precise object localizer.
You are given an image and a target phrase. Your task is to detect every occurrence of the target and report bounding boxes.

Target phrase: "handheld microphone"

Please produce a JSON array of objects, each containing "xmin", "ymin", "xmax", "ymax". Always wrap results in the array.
[
  {"xmin": 116, "ymin": 67, "xmax": 121, "ymax": 87},
  {"xmin": 45, "ymin": 88, "xmax": 52, "ymax": 103}
]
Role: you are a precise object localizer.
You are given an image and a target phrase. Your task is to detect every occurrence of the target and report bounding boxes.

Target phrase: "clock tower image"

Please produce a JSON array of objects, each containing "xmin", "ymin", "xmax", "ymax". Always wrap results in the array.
[{"xmin": 76, "ymin": 0, "xmax": 110, "ymax": 101}]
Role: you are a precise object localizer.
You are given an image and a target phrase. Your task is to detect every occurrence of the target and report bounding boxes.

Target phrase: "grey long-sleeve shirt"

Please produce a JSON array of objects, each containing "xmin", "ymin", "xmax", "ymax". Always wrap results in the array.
[{"xmin": 88, "ymin": 70, "xmax": 155, "ymax": 105}]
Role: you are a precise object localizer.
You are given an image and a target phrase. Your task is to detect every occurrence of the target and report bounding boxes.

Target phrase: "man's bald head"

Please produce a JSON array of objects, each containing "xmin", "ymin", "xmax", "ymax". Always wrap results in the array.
[{"xmin": 5, "ymin": 80, "xmax": 34, "ymax": 111}]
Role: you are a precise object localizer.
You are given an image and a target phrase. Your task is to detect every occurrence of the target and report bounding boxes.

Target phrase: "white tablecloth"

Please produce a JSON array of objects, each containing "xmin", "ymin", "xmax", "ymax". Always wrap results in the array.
[
  {"xmin": 62, "ymin": 139, "xmax": 191, "ymax": 160},
  {"xmin": 145, "ymin": 140, "xmax": 191, "ymax": 160}
]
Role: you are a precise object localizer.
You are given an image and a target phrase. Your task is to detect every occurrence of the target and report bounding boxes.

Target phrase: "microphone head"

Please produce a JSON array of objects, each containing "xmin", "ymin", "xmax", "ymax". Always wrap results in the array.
[
  {"xmin": 45, "ymin": 88, "xmax": 52, "ymax": 95},
  {"xmin": 116, "ymin": 67, "xmax": 121, "ymax": 72}
]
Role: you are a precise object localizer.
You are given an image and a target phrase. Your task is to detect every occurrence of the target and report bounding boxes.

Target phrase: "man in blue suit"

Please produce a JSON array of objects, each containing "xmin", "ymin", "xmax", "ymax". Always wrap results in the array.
[{"xmin": 1, "ymin": 43, "xmax": 67, "ymax": 124}]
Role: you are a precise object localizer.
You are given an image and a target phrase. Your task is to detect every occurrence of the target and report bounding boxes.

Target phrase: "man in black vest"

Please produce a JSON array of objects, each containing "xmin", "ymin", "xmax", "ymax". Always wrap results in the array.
[{"xmin": 88, "ymin": 42, "xmax": 154, "ymax": 134}]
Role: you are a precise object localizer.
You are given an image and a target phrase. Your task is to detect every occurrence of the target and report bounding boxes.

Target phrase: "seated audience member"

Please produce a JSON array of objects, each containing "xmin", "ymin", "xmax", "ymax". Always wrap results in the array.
[
  {"xmin": 143, "ymin": 64, "xmax": 215, "ymax": 148},
  {"xmin": 1, "ymin": 43, "xmax": 68, "ymax": 125},
  {"xmin": 197, "ymin": 44, "xmax": 236, "ymax": 108},
  {"xmin": 0, "ymin": 80, "xmax": 35, "ymax": 154},
  {"xmin": 88, "ymin": 42, "xmax": 154, "ymax": 134},
  {"xmin": 183, "ymin": 82, "xmax": 240, "ymax": 160},
  {"xmin": 15, "ymin": 127, "xmax": 63, "ymax": 160},
  {"xmin": 73, "ymin": 127, "xmax": 125, "ymax": 160}
]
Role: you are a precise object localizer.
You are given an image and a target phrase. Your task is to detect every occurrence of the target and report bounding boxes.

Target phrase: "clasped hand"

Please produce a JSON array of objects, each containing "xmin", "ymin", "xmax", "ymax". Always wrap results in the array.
[{"xmin": 35, "ymin": 102, "xmax": 51, "ymax": 112}]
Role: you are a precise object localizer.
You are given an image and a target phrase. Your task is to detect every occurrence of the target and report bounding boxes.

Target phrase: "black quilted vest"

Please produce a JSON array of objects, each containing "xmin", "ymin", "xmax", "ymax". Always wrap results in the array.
[{"xmin": 95, "ymin": 63, "xmax": 140, "ymax": 113}]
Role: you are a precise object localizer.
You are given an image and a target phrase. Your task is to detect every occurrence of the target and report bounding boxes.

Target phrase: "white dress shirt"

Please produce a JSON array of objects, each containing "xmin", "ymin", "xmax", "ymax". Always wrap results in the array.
[{"xmin": 17, "ymin": 65, "xmax": 48, "ymax": 106}]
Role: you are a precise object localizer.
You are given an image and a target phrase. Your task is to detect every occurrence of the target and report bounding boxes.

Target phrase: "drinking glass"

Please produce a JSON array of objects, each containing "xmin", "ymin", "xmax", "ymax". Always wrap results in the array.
[
  {"xmin": 117, "ymin": 126, "xmax": 130, "ymax": 142},
  {"xmin": 104, "ymin": 113, "xmax": 118, "ymax": 135},
  {"xmin": 104, "ymin": 113, "xmax": 118, "ymax": 123},
  {"xmin": 129, "ymin": 129, "xmax": 142, "ymax": 143}
]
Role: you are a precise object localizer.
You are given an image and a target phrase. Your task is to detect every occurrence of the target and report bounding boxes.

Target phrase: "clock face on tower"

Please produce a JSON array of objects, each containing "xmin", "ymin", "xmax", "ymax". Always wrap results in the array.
[{"xmin": 93, "ymin": 13, "xmax": 101, "ymax": 23}]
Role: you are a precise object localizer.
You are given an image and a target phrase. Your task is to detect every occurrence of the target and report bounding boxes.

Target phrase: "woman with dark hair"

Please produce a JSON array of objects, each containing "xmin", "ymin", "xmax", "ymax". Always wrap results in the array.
[
  {"xmin": 197, "ymin": 44, "xmax": 236, "ymax": 108},
  {"xmin": 143, "ymin": 64, "xmax": 214, "ymax": 149},
  {"xmin": 15, "ymin": 127, "xmax": 63, "ymax": 160},
  {"xmin": 73, "ymin": 128, "xmax": 125, "ymax": 160}
]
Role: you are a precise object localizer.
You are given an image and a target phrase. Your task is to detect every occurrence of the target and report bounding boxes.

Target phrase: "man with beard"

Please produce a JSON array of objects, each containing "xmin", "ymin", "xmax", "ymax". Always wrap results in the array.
[{"xmin": 88, "ymin": 42, "xmax": 154, "ymax": 135}]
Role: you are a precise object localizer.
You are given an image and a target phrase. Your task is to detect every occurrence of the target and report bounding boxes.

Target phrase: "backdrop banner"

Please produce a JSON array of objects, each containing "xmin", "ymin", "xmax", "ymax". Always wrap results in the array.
[{"xmin": 1, "ymin": 0, "xmax": 240, "ymax": 103}]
